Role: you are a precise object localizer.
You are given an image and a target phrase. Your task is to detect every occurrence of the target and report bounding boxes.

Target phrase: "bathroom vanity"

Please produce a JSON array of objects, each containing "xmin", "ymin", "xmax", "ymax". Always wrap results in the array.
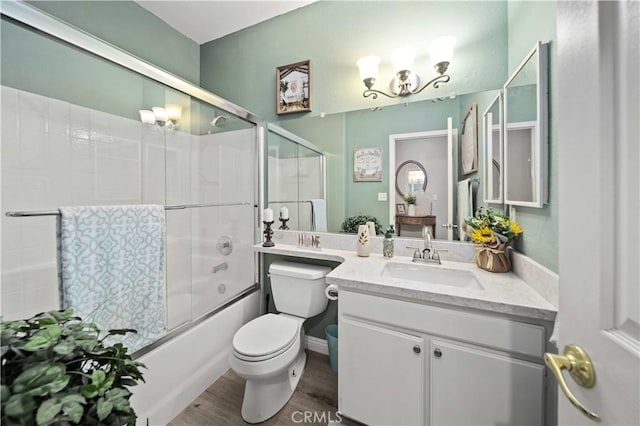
[{"xmin": 255, "ymin": 238, "xmax": 557, "ymax": 426}]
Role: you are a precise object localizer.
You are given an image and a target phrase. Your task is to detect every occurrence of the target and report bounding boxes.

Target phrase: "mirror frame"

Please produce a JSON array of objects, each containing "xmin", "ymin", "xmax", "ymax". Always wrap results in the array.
[
  {"xmin": 483, "ymin": 92, "xmax": 503, "ymax": 203},
  {"xmin": 503, "ymin": 41, "xmax": 548, "ymax": 208},
  {"xmin": 395, "ymin": 160, "xmax": 428, "ymax": 199}
]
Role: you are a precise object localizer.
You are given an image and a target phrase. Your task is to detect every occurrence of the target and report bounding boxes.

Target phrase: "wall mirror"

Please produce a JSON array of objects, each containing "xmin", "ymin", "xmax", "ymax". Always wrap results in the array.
[
  {"xmin": 395, "ymin": 160, "xmax": 428, "ymax": 199},
  {"xmin": 484, "ymin": 93, "xmax": 503, "ymax": 203},
  {"xmin": 267, "ymin": 89, "xmax": 501, "ymax": 241},
  {"xmin": 504, "ymin": 41, "xmax": 548, "ymax": 208}
]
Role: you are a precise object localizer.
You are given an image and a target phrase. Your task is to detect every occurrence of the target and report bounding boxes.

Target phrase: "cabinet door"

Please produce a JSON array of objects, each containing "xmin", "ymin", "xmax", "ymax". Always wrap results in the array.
[
  {"xmin": 430, "ymin": 339, "xmax": 544, "ymax": 426},
  {"xmin": 339, "ymin": 318, "xmax": 424, "ymax": 425}
]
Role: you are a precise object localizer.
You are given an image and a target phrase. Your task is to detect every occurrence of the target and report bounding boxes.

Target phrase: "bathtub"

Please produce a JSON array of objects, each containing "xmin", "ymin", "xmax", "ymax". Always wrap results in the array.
[{"xmin": 131, "ymin": 290, "xmax": 259, "ymax": 425}]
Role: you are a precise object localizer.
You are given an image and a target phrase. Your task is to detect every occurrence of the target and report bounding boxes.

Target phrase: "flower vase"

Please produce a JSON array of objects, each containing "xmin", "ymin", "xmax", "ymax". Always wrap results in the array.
[
  {"xmin": 475, "ymin": 242, "xmax": 511, "ymax": 273},
  {"xmin": 383, "ymin": 237, "xmax": 394, "ymax": 258},
  {"xmin": 408, "ymin": 204, "xmax": 416, "ymax": 216},
  {"xmin": 356, "ymin": 224, "xmax": 371, "ymax": 257}
]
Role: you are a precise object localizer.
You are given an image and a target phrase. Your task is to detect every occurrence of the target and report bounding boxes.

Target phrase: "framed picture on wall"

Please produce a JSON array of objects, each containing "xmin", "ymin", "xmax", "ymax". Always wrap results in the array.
[
  {"xmin": 460, "ymin": 103, "xmax": 478, "ymax": 175},
  {"xmin": 396, "ymin": 204, "xmax": 407, "ymax": 215},
  {"xmin": 353, "ymin": 147, "xmax": 383, "ymax": 181},
  {"xmin": 276, "ymin": 60, "xmax": 311, "ymax": 115}
]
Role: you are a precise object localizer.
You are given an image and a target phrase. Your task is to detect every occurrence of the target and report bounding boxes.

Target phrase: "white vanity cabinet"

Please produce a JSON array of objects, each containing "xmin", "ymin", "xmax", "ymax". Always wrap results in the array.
[
  {"xmin": 338, "ymin": 291, "xmax": 550, "ymax": 426},
  {"xmin": 340, "ymin": 318, "xmax": 425, "ymax": 425}
]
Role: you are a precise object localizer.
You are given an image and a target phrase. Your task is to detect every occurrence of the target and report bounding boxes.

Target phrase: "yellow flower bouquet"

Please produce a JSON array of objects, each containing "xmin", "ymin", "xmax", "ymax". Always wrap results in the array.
[{"xmin": 463, "ymin": 207, "xmax": 523, "ymax": 272}]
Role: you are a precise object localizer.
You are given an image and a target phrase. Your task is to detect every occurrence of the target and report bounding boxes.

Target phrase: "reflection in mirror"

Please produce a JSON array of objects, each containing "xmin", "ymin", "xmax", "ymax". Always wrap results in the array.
[
  {"xmin": 391, "ymin": 130, "xmax": 453, "ymax": 240},
  {"xmin": 271, "ymin": 90, "xmax": 500, "ymax": 240},
  {"xmin": 266, "ymin": 124, "xmax": 326, "ymax": 231},
  {"xmin": 483, "ymin": 93, "xmax": 503, "ymax": 203},
  {"xmin": 504, "ymin": 41, "xmax": 548, "ymax": 208},
  {"xmin": 395, "ymin": 160, "xmax": 428, "ymax": 199}
]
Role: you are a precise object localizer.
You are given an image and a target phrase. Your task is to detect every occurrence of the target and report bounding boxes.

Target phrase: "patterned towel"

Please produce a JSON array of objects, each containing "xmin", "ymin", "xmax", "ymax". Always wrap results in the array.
[{"xmin": 58, "ymin": 205, "xmax": 166, "ymax": 353}]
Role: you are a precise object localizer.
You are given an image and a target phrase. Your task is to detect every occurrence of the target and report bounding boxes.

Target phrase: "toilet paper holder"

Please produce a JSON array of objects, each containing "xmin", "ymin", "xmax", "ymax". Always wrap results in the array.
[{"xmin": 325, "ymin": 284, "xmax": 339, "ymax": 300}]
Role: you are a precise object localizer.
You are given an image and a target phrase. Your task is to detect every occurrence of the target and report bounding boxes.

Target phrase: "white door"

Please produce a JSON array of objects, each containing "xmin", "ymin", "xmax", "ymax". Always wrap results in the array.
[{"xmin": 556, "ymin": 1, "xmax": 639, "ymax": 424}]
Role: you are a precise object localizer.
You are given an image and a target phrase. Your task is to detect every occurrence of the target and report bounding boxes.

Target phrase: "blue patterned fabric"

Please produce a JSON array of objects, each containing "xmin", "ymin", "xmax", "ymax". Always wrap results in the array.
[{"xmin": 58, "ymin": 205, "xmax": 166, "ymax": 353}]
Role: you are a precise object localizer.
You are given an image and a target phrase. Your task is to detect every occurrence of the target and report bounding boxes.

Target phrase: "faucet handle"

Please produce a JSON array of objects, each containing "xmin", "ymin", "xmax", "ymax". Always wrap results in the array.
[
  {"xmin": 432, "ymin": 249, "xmax": 449, "ymax": 263},
  {"xmin": 406, "ymin": 246, "xmax": 422, "ymax": 260}
]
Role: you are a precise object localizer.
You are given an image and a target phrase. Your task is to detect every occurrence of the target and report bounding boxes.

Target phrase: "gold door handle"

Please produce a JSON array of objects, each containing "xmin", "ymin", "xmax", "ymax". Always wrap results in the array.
[{"xmin": 544, "ymin": 344, "xmax": 600, "ymax": 422}]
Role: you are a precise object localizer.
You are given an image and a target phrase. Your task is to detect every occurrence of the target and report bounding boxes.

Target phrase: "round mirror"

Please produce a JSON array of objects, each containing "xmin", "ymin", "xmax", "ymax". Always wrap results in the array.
[{"xmin": 395, "ymin": 160, "xmax": 428, "ymax": 199}]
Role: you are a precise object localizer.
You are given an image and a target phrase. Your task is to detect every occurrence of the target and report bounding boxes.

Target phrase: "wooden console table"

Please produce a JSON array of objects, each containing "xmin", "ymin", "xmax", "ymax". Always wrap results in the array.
[{"xmin": 395, "ymin": 215, "xmax": 436, "ymax": 238}]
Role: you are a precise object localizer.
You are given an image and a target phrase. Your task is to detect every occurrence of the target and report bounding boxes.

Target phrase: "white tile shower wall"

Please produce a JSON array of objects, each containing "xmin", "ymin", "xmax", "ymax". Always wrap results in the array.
[
  {"xmin": 1, "ymin": 86, "xmax": 257, "ymax": 335},
  {"xmin": 1, "ymin": 86, "xmax": 164, "ymax": 322}
]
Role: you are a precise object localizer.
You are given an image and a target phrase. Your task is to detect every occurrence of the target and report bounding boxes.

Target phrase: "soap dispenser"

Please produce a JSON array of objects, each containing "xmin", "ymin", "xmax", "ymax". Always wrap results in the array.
[{"xmin": 383, "ymin": 225, "xmax": 395, "ymax": 258}]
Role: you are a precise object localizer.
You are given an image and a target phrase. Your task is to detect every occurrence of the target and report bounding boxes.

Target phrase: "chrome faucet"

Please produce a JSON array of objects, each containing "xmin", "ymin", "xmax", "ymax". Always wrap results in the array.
[
  {"xmin": 211, "ymin": 262, "xmax": 228, "ymax": 274},
  {"xmin": 406, "ymin": 226, "xmax": 448, "ymax": 265},
  {"xmin": 422, "ymin": 226, "xmax": 433, "ymax": 259}
]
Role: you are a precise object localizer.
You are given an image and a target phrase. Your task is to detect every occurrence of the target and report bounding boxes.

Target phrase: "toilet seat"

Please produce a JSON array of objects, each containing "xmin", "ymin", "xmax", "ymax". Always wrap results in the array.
[{"xmin": 232, "ymin": 314, "xmax": 300, "ymax": 362}]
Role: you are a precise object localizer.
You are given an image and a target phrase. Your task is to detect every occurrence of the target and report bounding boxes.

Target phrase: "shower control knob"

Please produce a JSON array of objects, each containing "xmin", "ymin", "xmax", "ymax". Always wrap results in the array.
[
  {"xmin": 413, "ymin": 345, "xmax": 421, "ymax": 354},
  {"xmin": 434, "ymin": 348, "xmax": 442, "ymax": 358}
]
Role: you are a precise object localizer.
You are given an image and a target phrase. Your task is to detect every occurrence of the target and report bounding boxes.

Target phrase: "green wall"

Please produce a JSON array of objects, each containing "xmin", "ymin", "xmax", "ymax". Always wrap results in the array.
[
  {"xmin": 27, "ymin": 1, "xmax": 200, "ymax": 84},
  {"xmin": 507, "ymin": 1, "xmax": 558, "ymax": 272},
  {"xmin": 200, "ymin": 1, "xmax": 508, "ymax": 122}
]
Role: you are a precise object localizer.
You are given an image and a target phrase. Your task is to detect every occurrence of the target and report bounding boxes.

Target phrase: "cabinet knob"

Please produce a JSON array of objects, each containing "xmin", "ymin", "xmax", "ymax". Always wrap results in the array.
[
  {"xmin": 434, "ymin": 348, "xmax": 442, "ymax": 358},
  {"xmin": 413, "ymin": 345, "xmax": 421, "ymax": 354}
]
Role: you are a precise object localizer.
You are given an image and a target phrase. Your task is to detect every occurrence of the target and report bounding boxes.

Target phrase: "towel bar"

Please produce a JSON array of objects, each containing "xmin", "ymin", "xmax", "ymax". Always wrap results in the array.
[{"xmin": 5, "ymin": 201, "xmax": 253, "ymax": 217}]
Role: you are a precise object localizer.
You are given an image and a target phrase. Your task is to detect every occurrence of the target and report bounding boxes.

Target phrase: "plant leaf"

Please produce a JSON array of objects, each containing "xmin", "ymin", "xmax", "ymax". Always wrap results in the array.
[
  {"xmin": 97, "ymin": 376, "xmax": 115, "ymax": 396},
  {"xmin": 62, "ymin": 401, "xmax": 84, "ymax": 424},
  {"xmin": 13, "ymin": 363, "xmax": 65, "ymax": 394},
  {"xmin": 97, "ymin": 397, "xmax": 113, "ymax": 421},
  {"xmin": 105, "ymin": 388, "xmax": 130, "ymax": 400},
  {"xmin": 4, "ymin": 393, "xmax": 35, "ymax": 417},
  {"xmin": 82, "ymin": 384, "xmax": 98, "ymax": 399},
  {"xmin": 22, "ymin": 324, "xmax": 61, "ymax": 351},
  {"xmin": 60, "ymin": 394, "xmax": 86, "ymax": 405},
  {"xmin": 91, "ymin": 370, "xmax": 106, "ymax": 386},
  {"xmin": 53, "ymin": 341, "xmax": 75, "ymax": 355},
  {"xmin": 50, "ymin": 309, "xmax": 74, "ymax": 322},
  {"xmin": 1, "ymin": 384, "xmax": 11, "ymax": 401},
  {"xmin": 36, "ymin": 398, "xmax": 62, "ymax": 425}
]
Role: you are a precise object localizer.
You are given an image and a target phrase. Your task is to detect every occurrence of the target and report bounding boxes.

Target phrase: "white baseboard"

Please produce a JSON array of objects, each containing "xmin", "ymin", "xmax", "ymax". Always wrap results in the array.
[{"xmin": 305, "ymin": 335, "xmax": 329, "ymax": 355}]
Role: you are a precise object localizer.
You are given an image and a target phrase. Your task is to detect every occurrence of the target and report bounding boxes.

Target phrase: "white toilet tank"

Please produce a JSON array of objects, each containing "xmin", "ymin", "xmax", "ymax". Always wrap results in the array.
[{"xmin": 269, "ymin": 261, "xmax": 332, "ymax": 318}]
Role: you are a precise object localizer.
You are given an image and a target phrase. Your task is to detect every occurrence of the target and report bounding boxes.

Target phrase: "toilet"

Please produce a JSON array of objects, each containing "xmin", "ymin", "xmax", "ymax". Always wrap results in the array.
[{"xmin": 229, "ymin": 261, "xmax": 332, "ymax": 423}]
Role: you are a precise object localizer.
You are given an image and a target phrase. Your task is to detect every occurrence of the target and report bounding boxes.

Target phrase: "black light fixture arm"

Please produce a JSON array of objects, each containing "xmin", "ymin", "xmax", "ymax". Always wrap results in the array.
[{"xmin": 361, "ymin": 73, "xmax": 450, "ymax": 99}]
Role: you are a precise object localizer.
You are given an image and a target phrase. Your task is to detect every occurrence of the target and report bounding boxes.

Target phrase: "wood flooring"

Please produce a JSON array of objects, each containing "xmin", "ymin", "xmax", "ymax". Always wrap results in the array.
[{"xmin": 169, "ymin": 351, "xmax": 362, "ymax": 426}]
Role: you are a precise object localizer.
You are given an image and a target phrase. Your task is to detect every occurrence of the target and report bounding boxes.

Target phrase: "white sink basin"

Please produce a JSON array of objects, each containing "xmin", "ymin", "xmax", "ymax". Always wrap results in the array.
[{"xmin": 382, "ymin": 262, "xmax": 483, "ymax": 290}]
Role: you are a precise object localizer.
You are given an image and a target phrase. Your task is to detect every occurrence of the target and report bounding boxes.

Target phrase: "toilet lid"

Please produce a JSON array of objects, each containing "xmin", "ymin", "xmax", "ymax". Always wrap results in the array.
[{"xmin": 233, "ymin": 314, "xmax": 299, "ymax": 358}]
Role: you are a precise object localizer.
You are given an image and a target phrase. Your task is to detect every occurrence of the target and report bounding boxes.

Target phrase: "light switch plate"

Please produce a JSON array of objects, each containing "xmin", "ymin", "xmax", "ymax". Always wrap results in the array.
[{"xmin": 378, "ymin": 192, "xmax": 387, "ymax": 201}]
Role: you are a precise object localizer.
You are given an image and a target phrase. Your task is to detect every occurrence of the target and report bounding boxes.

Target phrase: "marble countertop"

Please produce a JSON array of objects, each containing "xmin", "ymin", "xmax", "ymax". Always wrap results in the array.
[{"xmin": 255, "ymin": 244, "xmax": 557, "ymax": 322}]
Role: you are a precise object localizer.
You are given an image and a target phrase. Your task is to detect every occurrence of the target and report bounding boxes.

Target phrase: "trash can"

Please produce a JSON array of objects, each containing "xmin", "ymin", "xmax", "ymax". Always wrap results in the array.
[{"xmin": 325, "ymin": 324, "xmax": 339, "ymax": 373}]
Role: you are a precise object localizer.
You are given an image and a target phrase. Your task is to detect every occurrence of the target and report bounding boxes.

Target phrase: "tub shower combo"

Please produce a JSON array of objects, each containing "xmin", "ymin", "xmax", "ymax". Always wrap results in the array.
[{"xmin": 1, "ymin": 2, "xmax": 262, "ymax": 423}]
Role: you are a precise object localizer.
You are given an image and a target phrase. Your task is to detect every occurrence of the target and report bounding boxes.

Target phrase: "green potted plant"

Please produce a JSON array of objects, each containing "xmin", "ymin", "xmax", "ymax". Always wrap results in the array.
[
  {"xmin": 1, "ymin": 309, "xmax": 145, "ymax": 426},
  {"xmin": 340, "ymin": 215, "xmax": 382, "ymax": 235}
]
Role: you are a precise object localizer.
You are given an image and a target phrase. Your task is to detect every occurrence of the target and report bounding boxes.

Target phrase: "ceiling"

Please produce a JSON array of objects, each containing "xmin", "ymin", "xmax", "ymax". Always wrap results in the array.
[{"xmin": 135, "ymin": 0, "xmax": 316, "ymax": 45}]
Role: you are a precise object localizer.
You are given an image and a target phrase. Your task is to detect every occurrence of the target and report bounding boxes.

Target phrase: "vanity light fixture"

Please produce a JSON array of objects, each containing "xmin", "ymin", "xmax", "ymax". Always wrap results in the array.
[
  {"xmin": 139, "ymin": 104, "xmax": 182, "ymax": 129},
  {"xmin": 357, "ymin": 36, "xmax": 456, "ymax": 99}
]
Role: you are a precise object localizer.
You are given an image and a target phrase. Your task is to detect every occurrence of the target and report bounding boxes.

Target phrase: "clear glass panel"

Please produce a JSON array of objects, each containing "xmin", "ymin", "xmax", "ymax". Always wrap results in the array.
[
  {"xmin": 267, "ymin": 131, "xmax": 301, "ymax": 229},
  {"xmin": 1, "ymin": 16, "xmax": 257, "ymax": 349},
  {"xmin": 298, "ymin": 145, "xmax": 324, "ymax": 231}
]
